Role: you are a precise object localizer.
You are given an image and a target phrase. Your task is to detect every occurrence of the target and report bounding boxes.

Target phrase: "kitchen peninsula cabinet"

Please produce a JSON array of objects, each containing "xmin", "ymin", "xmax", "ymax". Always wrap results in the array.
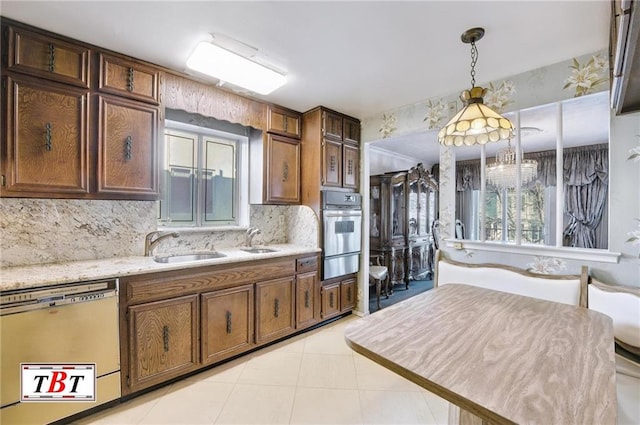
[
  {"xmin": 127, "ymin": 295, "xmax": 199, "ymax": 393},
  {"xmin": 301, "ymin": 106, "xmax": 361, "ymax": 214}
]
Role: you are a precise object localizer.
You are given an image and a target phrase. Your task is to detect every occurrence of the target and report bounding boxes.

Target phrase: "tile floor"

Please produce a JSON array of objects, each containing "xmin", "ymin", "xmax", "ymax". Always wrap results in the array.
[{"xmin": 76, "ymin": 315, "xmax": 449, "ymax": 425}]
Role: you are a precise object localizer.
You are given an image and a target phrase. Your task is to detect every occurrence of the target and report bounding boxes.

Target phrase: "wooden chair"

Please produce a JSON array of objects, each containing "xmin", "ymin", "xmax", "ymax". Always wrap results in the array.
[
  {"xmin": 369, "ymin": 255, "xmax": 389, "ymax": 311},
  {"xmin": 433, "ymin": 250, "xmax": 588, "ymax": 307},
  {"xmin": 588, "ymin": 280, "xmax": 640, "ymax": 425}
]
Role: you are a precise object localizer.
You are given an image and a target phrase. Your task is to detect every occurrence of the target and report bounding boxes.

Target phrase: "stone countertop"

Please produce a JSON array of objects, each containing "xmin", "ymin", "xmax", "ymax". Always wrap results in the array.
[{"xmin": 0, "ymin": 244, "xmax": 320, "ymax": 292}]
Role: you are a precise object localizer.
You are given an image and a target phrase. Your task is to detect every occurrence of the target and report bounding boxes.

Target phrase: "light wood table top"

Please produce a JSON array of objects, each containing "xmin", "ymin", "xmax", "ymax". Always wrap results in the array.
[{"xmin": 344, "ymin": 284, "xmax": 617, "ymax": 425}]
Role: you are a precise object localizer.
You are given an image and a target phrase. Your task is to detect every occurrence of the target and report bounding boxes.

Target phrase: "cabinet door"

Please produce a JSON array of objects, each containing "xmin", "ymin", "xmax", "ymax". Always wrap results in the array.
[
  {"xmin": 98, "ymin": 53, "xmax": 160, "ymax": 104},
  {"xmin": 7, "ymin": 25, "xmax": 90, "ymax": 88},
  {"xmin": 97, "ymin": 95, "xmax": 158, "ymax": 197},
  {"xmin": 2, "ymin": 76, "xmax": 89, "ymax": 195},
  {"xmin": 128, "ymin": 295, "xmax": 199, "ymax": 392},
  {"xmin": 267, "ymin": 106, "xmax": 301, "ymax": 139},
  {"xmin": 343, "ymin": 117, "xmax": 360, "ymax": 144},
  {"xmin": 296, "ymin": 271, "xmax": 319, "ymax": 329},
  {"xmin": 321, "ymin": 282, "xmax": 341, "ymax": 319},
  {"xmin": 322, "ymin": 139, "xmax": 342, "ymax": 187},
  {"xmin": 201, "ymin": 284, "xmax": 254, "ymax": 365},
  {"xmin": 340, "ymin": 278, "xmax": 356, "ymax": 312},
  {"xmin": 256, "ymin": 277, "xmax": 295, "ymax": 344},
  {"xmin": 322, "ymin": 110, "xmax": 343, "ymax": 140},
  {"xmin": 342, "ymin": 144, "xmax": 359, "ymax": 189},
  {"xmin": 265, "ymin": 134, "xmax": 300, "ymax": 204}
]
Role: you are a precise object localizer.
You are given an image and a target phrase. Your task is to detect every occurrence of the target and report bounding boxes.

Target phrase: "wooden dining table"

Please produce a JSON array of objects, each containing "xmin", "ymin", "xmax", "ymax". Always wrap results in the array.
[{"xmin": 344, "ymin": 284, "xmax": 617, "ymax": 425}]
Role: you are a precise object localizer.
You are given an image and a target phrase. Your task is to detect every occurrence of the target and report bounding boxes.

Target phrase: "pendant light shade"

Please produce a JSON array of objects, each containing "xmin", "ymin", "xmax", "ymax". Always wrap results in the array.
[{"xmin": 438, "ymin": 28, "xmax": 514, "ymax": 146}]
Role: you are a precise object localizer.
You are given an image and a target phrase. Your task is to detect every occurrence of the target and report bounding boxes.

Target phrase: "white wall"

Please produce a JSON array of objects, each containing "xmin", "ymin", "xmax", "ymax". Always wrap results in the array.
[{"xmin": 369, "ymin": 146, "xmax": 429, "ymax": 176}]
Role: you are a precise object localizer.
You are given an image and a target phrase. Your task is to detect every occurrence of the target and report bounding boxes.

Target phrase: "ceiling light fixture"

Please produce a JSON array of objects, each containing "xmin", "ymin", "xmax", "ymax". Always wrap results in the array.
[
  {"xmin": 438, "ymin": 27, "xmax": 514, "ymax": 146},
  {"xmin": 186, "ymin": 40, "xmax": 287, "ymax": 95},
  {"xmin": 486, "ymin": 139, "xmax": 538, "ymax": 190}
]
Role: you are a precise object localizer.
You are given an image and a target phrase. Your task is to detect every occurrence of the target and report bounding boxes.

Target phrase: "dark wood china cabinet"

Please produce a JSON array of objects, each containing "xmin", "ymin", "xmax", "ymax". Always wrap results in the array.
[{"xmin": 370, "ymin": 163, "xmax": 438, "ymax": 288}]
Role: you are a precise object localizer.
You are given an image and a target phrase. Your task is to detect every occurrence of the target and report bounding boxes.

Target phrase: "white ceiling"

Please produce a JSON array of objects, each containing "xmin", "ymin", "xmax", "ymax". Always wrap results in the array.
[{"xmin": 1, "ymin": 1, "xmax": 611, "ymax": 165}]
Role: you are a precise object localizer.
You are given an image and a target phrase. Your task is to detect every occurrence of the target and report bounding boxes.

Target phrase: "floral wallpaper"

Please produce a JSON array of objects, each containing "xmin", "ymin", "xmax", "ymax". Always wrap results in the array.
[
  {"xmin": 627, "ymin": 136, "xmax": 640, "ymax": 256},
  {"xmin": 379, "ymin": 113, "xmax": 397, "ymax": 138},
  {"xmin": 527, "ymin": 256, "xmax": 568, "ymax": 274},
  {"xmin": 484, "ymin": 80, "xmax": 516, "ymax": 112},
  {"xmin": 423, "ymin": 99, "xmax": 446, "ymax": 129},
  {"xmin": 563, "ymin": 54, "xmax": 608, "ymax": 97}
]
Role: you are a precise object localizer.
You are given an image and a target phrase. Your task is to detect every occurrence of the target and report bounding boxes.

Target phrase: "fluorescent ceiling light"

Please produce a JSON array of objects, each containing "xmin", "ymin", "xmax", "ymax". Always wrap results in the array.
[{"xmin": 186, "ymin": 41, "xmax": 287, "ymax": 95}]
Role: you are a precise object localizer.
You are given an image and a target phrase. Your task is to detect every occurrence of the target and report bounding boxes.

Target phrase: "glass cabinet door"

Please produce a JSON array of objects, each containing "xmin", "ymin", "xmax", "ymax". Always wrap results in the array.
[
  {"xmin": 391, "ymin": 178, "xmax": 406, "ymax": 239},
  {"xmin": 370, "ymin": 184, "xmax": 381, "ymax": 238},
  {"xmin": 408, "ymin": 181, "xmax": 419, "ymax": 236},
  {"xmin": 418, "ymin": 180, "xmax": 428, "ymax": 236}
]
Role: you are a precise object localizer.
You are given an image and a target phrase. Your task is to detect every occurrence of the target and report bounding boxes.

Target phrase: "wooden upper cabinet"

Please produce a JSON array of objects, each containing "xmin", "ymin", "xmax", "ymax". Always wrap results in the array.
[
  {"xmin": 343, "ymin": 117, "xmax": 360, "ymax": 144},
  {"xmin": 322, "ymin": 110, "xmax": 343, "ymax": 140},
  {"xmin": 6, "ymin": 25, "xmax": 90, "ymax": 88},
  {"xmin": 97, "ymin": 95, "xmax": 158, "ymax": 197},
  {"xmin": 322, "ymin": 138, "xmax": 343, "ymax": 187},
  {"xmin": 2, "ymin": 75, "xmax": 90, "ymax": 196},
  {"xmin": 267, "ymin": 105, "xmax": 301, "ymax": 139},
  {"xmin": 265, "ymin": 134, "xmax": 301, "ymax": 204},
  {"xmin": 98, "ymin": 53, "xmax": 160, "ymax": 105},
  {"xmin": 342, "ymin": 143, "xmax": 359, "ymax": 189}
]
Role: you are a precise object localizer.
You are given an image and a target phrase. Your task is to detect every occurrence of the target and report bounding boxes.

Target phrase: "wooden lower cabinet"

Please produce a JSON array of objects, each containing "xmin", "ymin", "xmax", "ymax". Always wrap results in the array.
[
  {"xmin": 201, "ymin": 284, "xmax": 254, "ymax": 365},
  {"xmin": 321, "ymin": 282, "xmax": 341, "ymax": 319},
  {"xmin": 340, "ymin": 278, "xmax": 356, "ymax": 312},
  {"xmin": 296, "ymin": 271, "xmax": 319, "ymax": 329},
  {"xmin": 127, "ymin": 295, "xmax": 199, "ymax": 392},
  {"xmin": 255, "ymin": 276, "xmax": 295, "ymax": 344}
]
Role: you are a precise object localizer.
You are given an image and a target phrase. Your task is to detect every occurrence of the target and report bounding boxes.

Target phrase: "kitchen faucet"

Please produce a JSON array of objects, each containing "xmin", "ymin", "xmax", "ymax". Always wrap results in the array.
[
  {"xmin": 245, "ymin": 227, "xmax": 261, "ymax": 247},
  {"xmin": 145, "ymin": 231, "xmax": 179, "ymax": 256}
]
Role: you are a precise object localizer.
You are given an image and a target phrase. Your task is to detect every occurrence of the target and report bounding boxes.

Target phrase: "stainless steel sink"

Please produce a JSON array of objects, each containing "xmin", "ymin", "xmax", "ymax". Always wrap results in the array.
[
  {"xmin": 240, "ymin": 247, "xmax": 278, "ymax": 254},
  {"xmin": 154, "ymin": 252, "xmax": 226, "ymax": 263}
]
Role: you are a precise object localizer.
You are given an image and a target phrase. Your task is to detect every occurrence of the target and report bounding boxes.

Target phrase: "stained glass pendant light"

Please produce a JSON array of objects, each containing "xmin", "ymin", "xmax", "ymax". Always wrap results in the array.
[{"xmin": 438, "ymin": 28, "xmax": 515, "ymax": 146}]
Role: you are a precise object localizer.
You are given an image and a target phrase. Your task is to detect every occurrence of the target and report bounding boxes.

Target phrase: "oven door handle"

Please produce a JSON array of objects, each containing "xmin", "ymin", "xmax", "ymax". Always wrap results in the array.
[{"xmin": 323, "ymin": 210, "xmax": 362, "ymax": 218}]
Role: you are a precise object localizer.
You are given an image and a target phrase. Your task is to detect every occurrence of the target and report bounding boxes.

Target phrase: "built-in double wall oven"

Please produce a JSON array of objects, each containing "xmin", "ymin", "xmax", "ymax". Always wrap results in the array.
[{"xmin": 321, "ymin": 191, "xmax": 362, "ymax": 280}]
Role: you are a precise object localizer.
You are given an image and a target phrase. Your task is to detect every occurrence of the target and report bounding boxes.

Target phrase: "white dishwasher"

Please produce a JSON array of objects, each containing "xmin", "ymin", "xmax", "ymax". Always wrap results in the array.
[{"xmin": 0, "ymin": 279, "xmax": 121, "ymax": 425}]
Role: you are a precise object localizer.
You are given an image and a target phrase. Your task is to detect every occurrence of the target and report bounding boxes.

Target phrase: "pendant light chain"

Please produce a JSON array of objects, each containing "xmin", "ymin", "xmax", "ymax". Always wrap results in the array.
[{"xmin": 470, "ymin": 40, "xmax": 478, "ymax": 88}]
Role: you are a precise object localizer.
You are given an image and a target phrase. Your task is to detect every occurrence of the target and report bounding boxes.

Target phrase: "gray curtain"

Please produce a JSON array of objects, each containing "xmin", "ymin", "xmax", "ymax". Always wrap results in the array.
[{"xmin": 562, "ymin": 144, "xmax": 608, "ymax": 249}]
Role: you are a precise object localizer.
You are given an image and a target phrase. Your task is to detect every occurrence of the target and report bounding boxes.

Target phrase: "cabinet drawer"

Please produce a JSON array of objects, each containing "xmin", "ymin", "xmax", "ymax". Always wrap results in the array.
[
  {"xmin": 7, "ymin": 25, "xmax": 90, "ymax": 88},
  {"xmin": 98, "ymin": 53, "xmax": 160, "ymax": 104},
  {"xmin": 296, "ymin": 256, "xmax": 318, "ymax": 273}
]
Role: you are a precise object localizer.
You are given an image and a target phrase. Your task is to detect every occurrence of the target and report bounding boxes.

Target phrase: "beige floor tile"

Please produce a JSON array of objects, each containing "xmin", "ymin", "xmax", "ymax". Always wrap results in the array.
[
  {"xmin": 297, "ymin": 353, "xmax": 358, "ymax": 389},
  {"xmin": 183, "ymin": 356, "xmax": 250, "ymax": 384},
  {"xmin": 290, "ymin": 387, "xmax": 362, "ymax": 425},
  {"xmin": 359, "ymin": 390, "xmax": 436, "ymax": 424},
  {"xmin": 617, "ymin": 373, "xmax": 640, "ymax": 425},
  {"xmin": 422, "ymin": 391, "xmax": 450, "ymax": 425},
  {"xmin": 74, "ymin": 385, "xmax": 171, "ymax": 425},
  {"xmin": 303, "ymin": 328, "xmax": 354, "ymax": 355},
  {"xmin": 139, "ymin": 380, "xmax": 234, "ymax": 424},
  {"xmin": 214, "ymin": 383, "xmax": 296, "ymax": 425},
  {"xmin": 353, "ymin": 354, "xmax": 422, "ymax": 392},
  {"xmin": 237, "ymin": 350, "xmax": 303, "ymax": 386}
]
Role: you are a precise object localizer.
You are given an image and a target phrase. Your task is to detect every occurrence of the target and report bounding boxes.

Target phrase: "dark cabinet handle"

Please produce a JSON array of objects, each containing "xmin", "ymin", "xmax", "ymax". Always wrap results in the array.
[
  {"xmin": 127, "ymin": 67, "xmax": 134, "ymax": 92},
  {"xmin": 304, "ymin": 290, "xmax": 310, "ymax": 308},
  {"xmin": 125, "ymin": 136, "xmax": 132, "ymax": 160},
  {"xmin": 347, "ymin": 287, "xmax": 352, "ymax": 302},
  {"xmin": 47, "ymin": 44, "xmax": 55, "ymax": 72},
  {"xmin": 45, "ymin": 123, "xmax": 52, "ymax": 151},
  {"xmin": 163, "ymin": 325, "xmax": 169, "ymax": 352},
  {"xmin": 329, "ymin": 292, "xmax": 334, "ymax": 308},
  {"xmin": 226, "ymin": 311, "xmax": 232, "ymax": 334},
  {"xmin": 347, "ymin": 159, "xmax": 354, "ymax": 176},
  {"xmin": 274, "ymin": 298, "xmax": 280, "ymax": 318},
  {"xmin": 330, "ymin": 155, "xmax": 336, "ymax": 172},
  {"xmin": 282, "ymin": 161, "xmax": 289, "ymax": 182}
]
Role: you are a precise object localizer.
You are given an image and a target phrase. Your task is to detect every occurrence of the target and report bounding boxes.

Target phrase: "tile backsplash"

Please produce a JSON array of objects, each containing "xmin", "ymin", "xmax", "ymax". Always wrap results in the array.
[{"xmin": 0, "ymin": 199, "xmax": 319, "ymax": 268}]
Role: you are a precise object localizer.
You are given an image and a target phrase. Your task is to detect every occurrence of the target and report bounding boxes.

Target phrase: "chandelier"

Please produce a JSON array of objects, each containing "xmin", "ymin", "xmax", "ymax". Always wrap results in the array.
[
  {"xmin": 486, "ymin": 139, "xmax": 538, "ymax": 190},
  {"xmin": 438, "ymin": 27, "xmax": 514, "ymax": 146}
]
